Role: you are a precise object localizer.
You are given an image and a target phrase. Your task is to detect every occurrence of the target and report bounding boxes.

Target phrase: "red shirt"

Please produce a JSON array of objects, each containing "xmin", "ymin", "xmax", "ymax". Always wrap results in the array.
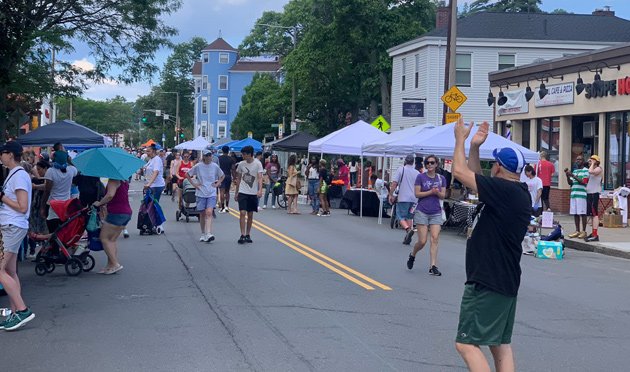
[
  {"xmin": 536, "ymin": 159, "xmax": 555, "ymax": 187},
  {"xmin": 338, "ymin": 165, "xmax": 350, "ymax": 186}
]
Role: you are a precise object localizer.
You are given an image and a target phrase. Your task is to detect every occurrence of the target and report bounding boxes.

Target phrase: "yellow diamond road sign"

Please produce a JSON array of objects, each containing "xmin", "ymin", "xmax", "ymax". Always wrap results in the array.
[
  {"xmin": 441, "ymin": 86, "xmax": 467, "ymax": 112},
  {"xmin": 371, "ymin": 115, "xmax": 390, "ymax": 132}
]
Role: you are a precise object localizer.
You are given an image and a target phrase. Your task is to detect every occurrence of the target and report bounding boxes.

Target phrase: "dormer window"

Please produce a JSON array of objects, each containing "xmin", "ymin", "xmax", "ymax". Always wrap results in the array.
[{"xmin": 219, "ymin": 53, "xmax": 229, "ymax": 64}]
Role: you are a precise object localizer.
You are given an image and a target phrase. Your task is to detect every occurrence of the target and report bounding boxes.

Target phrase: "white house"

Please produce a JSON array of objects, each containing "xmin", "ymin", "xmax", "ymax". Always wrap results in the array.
[{"xmin": 387, "ymin": 9, "xmax": 630, "ymax": 131}]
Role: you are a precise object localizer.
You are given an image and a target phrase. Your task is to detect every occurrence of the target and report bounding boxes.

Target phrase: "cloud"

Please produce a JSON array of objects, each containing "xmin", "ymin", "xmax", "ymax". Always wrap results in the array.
[
  {"xmin": 72, "ymin": 58, "xmax": 95, "ymax": 72},
  {"xmin": 83, "ymin": 81, "xmax": 151, "ymax": 101}
]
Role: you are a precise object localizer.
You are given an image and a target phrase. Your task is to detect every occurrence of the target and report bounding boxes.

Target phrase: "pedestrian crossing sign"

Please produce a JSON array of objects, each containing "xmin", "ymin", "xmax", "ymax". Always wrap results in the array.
[{"xmin": 371, "ymin": 115, "xmax": 391, "ymax": 132}]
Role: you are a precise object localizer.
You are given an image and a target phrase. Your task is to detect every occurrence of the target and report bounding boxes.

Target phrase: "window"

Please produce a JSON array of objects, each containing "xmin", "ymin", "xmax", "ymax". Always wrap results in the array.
[
  {"xmin": 605, "ymin": 112, "xmax": 630, "ymax": 189},
  {"xmin": 201, "ymin": 97, "xmax": 207, "ymax": 114},
  {"xmin": 219, "ymin": 75, "xmax": 228, "ymax": 90},
  {"xmin": 195, "ymin": 79, "xmax": 200, "ymax": 93},
  {"xmin": 219, "ymin": 53, "xmax": 229, "ymax": 64},
  {"xmin": 218, "ymin": 98, "xmax": 227, "ymax": 115},
  {"xmin": 414, "ymin": 54, "xmax": 419, "ymax": 89},
  {"xmin": 200, "ymin": 121, "xmax": 208, "ymax": 138},
  {"xmin": 202, "ymin": 75, "xmax": 208, "ymax": 90},
  {"xmin": 498, "ymin": 54, "xmax": 515, "ymax": 70},
  {"xmin": 455, "ymin": 54, "xmax": 472, "ymax": 87},
  {"xmin": 521, "ymin": 120, "xmax": 531, "ymax": 149},
  {"xmin": 401, "ymin": 58, "xmax": 406, "ymax": 91},
  {"xmin": 537, "ymin": 117, "xmax": 560, "ymax": 186},
  {"xmin": 218, "ymin": 120, "xmax": 227, "ymax": 139},
  {"xmin": 203, "ymin": 53, "xmax": 209, "ymax": 63}
]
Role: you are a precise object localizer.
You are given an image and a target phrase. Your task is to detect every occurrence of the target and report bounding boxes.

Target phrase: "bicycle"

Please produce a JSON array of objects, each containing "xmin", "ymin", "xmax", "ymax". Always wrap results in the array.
[
  {"xmin": 272, "ymin": 176, "xmax": 288, "ymax": 209},
  {"xmin": 444, "ymin": 92, "xmax": 464, "ymax": 104}
]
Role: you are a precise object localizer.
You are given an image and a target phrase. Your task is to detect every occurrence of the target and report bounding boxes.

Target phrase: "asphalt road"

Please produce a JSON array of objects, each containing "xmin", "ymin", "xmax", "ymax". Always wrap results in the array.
[{"xmin": 2, "ymin": 182, "xmax": 630, "ymax": 371}]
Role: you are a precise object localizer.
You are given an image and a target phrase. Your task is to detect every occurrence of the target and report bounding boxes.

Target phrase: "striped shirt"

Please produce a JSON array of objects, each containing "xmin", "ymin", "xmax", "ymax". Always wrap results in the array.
[{"xmin": 570, "ymin": 168, "xmax": 588, "ymax": 199}]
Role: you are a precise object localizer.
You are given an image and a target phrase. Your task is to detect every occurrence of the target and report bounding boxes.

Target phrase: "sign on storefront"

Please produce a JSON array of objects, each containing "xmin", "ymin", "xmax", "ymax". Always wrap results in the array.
[
  {"xmin": 402, "ymin": 102, "xmax": 424, "ymax": 117},
  {"xmin": 497, "ymin": 89, "xmax": 529, "ymax": 116},
  {"xmin": 535, "ymin": 83, "xmax": 574, "ymax": 107}
]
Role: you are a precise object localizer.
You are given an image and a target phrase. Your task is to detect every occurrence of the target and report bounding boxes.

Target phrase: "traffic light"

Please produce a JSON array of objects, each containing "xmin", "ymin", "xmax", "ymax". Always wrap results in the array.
[{"xmin": 141, "ymin": 116, "xmax": 147, "ymax": 123}]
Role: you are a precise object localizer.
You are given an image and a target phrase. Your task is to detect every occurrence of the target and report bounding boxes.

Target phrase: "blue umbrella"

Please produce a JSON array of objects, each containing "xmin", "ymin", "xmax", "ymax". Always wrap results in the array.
[{"xmin": 73, "ymin": 147, "xmax": 145, "ymax": 180}]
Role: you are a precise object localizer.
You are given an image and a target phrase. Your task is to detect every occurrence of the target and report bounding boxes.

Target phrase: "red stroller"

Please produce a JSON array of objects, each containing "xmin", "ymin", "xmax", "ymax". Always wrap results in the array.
[{"xmin": 32, "ymin": 198, "xmax": 96, "ymax": 277}]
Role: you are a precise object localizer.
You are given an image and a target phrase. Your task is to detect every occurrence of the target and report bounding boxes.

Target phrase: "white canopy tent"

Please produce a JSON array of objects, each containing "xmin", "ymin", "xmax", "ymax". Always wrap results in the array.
[
  {"xmin": 308, "ymin": 120, "xmax": 388, "ymax": 156},
  {"xmin": 361, "ymin": 124, "xmax": 436, "ymax": 157},
  {"xmin": 413, "ymin": 122, "xmax": 539, "ymax": 162},
  {"xmin": 174, "ymin": 136, "xmax": 211, "ymax": 151}
]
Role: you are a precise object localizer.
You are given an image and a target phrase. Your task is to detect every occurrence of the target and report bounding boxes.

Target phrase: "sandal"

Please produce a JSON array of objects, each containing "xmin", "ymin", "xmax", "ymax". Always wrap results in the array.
[{"xmin": 100, "ymin": 264, "xmax": 124, "ymax": 275}]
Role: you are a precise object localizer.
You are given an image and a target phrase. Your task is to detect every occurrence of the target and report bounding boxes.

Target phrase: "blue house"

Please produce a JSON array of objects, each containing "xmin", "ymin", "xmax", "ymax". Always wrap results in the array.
[{"xmin": 192, "ymin": 38, "xmax": 281, "ymax": 142}]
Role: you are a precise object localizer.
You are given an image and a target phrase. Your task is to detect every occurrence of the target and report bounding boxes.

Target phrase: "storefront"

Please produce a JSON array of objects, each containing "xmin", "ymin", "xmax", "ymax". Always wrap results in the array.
[{"xmin": 488, "ymin": 43, "xmax": 630, "ymax": 212}]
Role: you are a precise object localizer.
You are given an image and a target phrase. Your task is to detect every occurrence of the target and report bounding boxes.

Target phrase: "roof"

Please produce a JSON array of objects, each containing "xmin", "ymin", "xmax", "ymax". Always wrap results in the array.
[
  {"xmin": 230, "ymin": 61, "xmax": 281, "ymax": 72},
  {"xmin": 192, "ymin": 61, "xmax": 201, "ymax": 75},
  {"xmin": 268, "ymin": 132, "xmax": 318, "ymax": 152},
  {"xmin": 389, "ymin": 12, "xmax": 630, "ymax": 53},
  {"xmin": 202, "ymin": 38, "xmax": 237, "ymax": 52}
]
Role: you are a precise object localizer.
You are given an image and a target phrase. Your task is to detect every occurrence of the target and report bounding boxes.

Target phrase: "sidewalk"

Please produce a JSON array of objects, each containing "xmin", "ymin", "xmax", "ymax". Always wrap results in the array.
[{"xmin": 556, "ymin": 214, "xmax": 630, "ymax": 259}]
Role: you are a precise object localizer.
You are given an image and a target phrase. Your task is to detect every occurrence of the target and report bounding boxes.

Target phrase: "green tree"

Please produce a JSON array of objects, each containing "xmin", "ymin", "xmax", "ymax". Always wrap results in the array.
[
  {"xmin": 231, "ymin": 74, "xmax": 290, "ymax": 140},
  {"xmin": 0, "ymin": 0, "xmax": 181, "ymax": 139},
  {"xmin": 467, "ymin": 0, "xmax": 542, "ymax": 14},
  {"xmin": 550, "ymin": 8, "xmax": 572, "ymax": 14}
]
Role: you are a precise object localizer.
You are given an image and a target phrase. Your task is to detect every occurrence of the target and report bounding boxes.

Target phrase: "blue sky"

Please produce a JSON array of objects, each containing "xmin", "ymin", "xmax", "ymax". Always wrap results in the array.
[{"xmin": 71, "ymin": 0, "xmax": 630, "ymax": 101}]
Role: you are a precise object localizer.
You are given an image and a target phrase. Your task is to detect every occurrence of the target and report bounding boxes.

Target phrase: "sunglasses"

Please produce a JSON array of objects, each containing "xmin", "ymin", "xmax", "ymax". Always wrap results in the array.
[{"xmin": 425, "ymin": 161, "xmax": 436, "ymax": 165}]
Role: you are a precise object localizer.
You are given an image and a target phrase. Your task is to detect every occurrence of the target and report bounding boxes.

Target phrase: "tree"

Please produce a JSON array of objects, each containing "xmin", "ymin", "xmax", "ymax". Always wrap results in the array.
[
  {"xmin": 0, "ymin": 0, "xmax": 181, "ymax": 139},
  {"xmin": 467, "ymin": 0, "xmax": 543, "ymax": 14},
  {"xmin": 550, "ymin": 8, "xmax": 572, "ymax": 14},
  {"xmin": 231, "ymin": 74, "xmax": 290, "ymax": 140}
]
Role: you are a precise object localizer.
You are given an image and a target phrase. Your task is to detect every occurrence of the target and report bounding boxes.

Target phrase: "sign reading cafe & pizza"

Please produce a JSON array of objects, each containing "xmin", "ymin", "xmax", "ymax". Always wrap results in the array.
[{"xmin": 535, "ymin": 83, "xmax": 574, "ymax": 107}]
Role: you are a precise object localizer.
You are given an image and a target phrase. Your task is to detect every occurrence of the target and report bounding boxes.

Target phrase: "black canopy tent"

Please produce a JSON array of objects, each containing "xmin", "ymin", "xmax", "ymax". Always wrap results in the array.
[
  {"xmin": 268, "ymin": 132, "xmax": 318, "ymax": 152},
  {"xmin": 17, "ymin": 120, "xmax": 110, "ymax": 148}
]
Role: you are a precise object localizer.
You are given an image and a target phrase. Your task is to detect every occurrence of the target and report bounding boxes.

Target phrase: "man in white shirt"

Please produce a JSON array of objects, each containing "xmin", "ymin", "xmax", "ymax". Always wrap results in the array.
[
  {"xmin": 143, "ymin": 144, "xmax": 166, "ymax": 202},
  {"xmin": 523, "ymin": 165, "xmax": 543, "ymax": 216},
  {"xmin": 234, "ymin": 145, "xmax": 264, "ymax": 244},
  {"xmin": 389, "ymin": 155, "xmax": 421, "ymax": 245},
  {"xmin": 186, "ymin": 150, "xmax": 225, "ymax": 243}
]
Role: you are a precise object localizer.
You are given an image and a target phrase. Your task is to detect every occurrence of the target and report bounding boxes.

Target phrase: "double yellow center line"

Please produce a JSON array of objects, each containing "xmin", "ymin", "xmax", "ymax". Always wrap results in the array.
[{"xmin": 227, "ymin": 208, "xmax": 391, "ymax": 291}]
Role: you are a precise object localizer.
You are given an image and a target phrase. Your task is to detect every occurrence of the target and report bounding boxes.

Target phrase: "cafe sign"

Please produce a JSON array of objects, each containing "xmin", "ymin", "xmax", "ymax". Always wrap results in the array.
[{"xmin": 535, "ymin": 83, "xmax": 574, "ymax": 107}]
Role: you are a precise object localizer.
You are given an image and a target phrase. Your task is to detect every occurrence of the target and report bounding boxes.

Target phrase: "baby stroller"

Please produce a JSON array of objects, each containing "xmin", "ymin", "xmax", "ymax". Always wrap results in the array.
[
  {"xmin": 137, "ymin": 189, "xmax": 166, "ymax": 235},
  {"xmin": 175, "ymin": 178, "xmax": 200, "ymax": 223},
  {"xmin": 32, "ymin": 199, "xmax": 96, "ymax": 277}
]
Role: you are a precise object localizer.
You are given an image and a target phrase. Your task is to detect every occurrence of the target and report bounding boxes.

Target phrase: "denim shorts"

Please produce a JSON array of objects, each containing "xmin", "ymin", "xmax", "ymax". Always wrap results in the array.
[
  {"xmin": 196, "ymin": 196, "xmax": 217, "ymax": 211},
  {"xmin": 414, "ymin": 211, "xmax": 444, "ymax": 226},
  {"xmin": 396, "ymin": 202, "xmax": 415, "ymax": 220},
  {"xmin": 105, "ymin": 213, "xmax": 132, "ymax": 227},
  {"xmin": 0, "ymin": 225, "xmax": 28, "ymax": 254}
]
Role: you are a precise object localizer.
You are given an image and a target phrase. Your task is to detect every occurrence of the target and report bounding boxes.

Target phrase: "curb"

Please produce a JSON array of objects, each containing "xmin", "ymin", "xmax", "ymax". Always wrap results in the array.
[{"xmin": 563, "ymin": 239, "xmax": 630, "ymax": 260}]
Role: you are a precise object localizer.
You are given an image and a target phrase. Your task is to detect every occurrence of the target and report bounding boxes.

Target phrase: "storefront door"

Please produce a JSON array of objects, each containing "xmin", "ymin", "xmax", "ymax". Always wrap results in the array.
[{"xmin": 571, "ymin": 115, "xmax": 598, "ymax": 168}]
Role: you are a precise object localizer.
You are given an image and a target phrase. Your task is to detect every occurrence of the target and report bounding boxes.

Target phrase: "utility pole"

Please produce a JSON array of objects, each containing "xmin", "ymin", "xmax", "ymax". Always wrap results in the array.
[
  {"xmin": 442, "ymin": 0, "xmax": 458, "ymax": 125},
  {"xmin": 159, "ymin": 91, "xmax": 180, "ymax": 144}
]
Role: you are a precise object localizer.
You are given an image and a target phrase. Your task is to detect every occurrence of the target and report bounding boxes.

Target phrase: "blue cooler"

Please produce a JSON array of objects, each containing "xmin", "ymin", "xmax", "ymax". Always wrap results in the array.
[{"xmin": 536, "ymin": 241, "xmax": 564, "ymax": 260}]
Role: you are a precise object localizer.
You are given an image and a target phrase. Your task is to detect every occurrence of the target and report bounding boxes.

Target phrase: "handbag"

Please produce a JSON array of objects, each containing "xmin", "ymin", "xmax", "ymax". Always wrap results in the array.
[{"xmin": 87, "ymin": 207, "xmax": 100, "ymax": 232}]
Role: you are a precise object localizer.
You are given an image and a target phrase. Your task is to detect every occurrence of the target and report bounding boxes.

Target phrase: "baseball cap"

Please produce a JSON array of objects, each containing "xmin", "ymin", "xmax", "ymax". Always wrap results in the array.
[
  {"xmin": 590, "ymin": 155, "xmax": 601, "ymax": 163},
  {"xmin": 0, "ymin": 141, "xmax": 23, "ymax": 156},
  {"xmin": 492, "ymin": 147, "xmax": 525, "ymax": 174},
  {"xmin": 202, "ymin": 149, "xmax": 212, "ymax": 156}
]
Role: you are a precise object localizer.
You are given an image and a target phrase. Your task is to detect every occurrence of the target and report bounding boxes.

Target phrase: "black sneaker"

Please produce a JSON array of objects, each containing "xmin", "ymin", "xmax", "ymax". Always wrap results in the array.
[
  {"xmin": 429, "ymin": 265, "xmax": 442, "ymax": 276},
  {"xmin": 238, "ymin": 235, "xmax": 246, "ymax": 244},
  {"xmin": 406, "ymin": 254, "xmax": 415, "ymax": 270},
  {"xmin": 244, "ymin": 235, "xmax": 253, "ymax": 243},
  {"xmin": 403, "ymin": 229, "xmax": 414, "ymax": 245},
  {"xmin": 585, "ymin": 235, "xmax": 600, "ymax": 242}
]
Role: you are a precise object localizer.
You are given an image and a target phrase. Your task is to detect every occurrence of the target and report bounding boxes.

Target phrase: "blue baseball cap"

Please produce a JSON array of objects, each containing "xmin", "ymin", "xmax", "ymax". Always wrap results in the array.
[{"xmin": 492, "ymin": 147, "xmax": 525, "ymax": 174}]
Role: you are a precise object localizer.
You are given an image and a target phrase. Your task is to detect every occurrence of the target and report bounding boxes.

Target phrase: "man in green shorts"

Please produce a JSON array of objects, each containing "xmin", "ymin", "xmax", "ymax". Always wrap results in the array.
[{"xmin": 452, "ymin": 118, "xmax": 531, "ymax": 372}]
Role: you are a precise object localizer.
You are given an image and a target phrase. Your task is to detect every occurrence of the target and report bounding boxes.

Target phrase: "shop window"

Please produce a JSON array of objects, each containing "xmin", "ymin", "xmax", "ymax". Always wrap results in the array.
[
  {"xmin": 498, "ymin": 54, "xmax": 515, "ymax": 70},
  {"xmin": 456, "ymin": 54, "xmax": 472, "ymax": 87},
  {"xmin": 537, "ymin": 117, "xmax": 560, "ymax": 186},
  {"xmin": 521, "ymin": 120, "xmax": 531, "ymax": 149},
  {"xmin": 401, "ymin": 58, "xmax": 406, "ymax": 91},
  {"xmin": 605, "ymin": 112, "xmax": 630, "ymax": 189}
]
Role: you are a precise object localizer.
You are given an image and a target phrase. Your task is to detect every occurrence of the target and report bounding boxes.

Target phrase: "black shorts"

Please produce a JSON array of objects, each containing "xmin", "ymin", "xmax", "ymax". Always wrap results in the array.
[
  {"xmin": 541, "ymin": 186, "xmax": 551, "ymax": 201},
  {"xmin": 238, "ymin": 193, "xmax": 258, "ymax": 212},
  {"xmin": 220, "ymin": 176, "xmax": 232, "ymax": 190},
  {"xmin": 586, "ymin": 193, "xmax": 599, "ymax": 217}
]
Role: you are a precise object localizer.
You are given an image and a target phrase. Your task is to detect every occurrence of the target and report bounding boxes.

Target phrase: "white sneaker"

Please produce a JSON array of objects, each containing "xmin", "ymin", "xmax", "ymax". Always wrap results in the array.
[
  {"xmin": 223, "ymin": 207, "xmax": 229, "ymax": 213},
  {"xmin": 262, "ymin": 205, "xmax": 267, "ymax": 209},
  {"xmin": 199, "ymin": 234, "xmax": 206, "ymax": 242},
  {"xmin": 204, "ymin": 234, "xmax": 215, "ymax": 242},
  {"xmin": 272, "ymin": 205, "xmax": 276, "ymax": 209}
]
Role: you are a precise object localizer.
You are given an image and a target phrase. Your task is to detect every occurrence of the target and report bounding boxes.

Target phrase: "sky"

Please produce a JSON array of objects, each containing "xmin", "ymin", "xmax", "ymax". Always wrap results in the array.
[{"xmin": 70, "ymin": 0, "xmax": 630, "ymax": 102}]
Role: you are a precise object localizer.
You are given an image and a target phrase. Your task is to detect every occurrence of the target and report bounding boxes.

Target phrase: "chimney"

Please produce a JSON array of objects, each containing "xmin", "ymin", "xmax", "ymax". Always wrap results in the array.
[
  {"xmin": 592, "ymin": 6, "xmax": 615, "ymax": 16},
  {"xmin": 436, "ymin": 6, "xmax": 450, "ymax": 29}
]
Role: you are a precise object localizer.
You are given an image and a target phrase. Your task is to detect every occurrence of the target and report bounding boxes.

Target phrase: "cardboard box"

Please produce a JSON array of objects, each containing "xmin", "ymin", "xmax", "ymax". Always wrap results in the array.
[
  {"xmin": 536, "ymin": 241, "xmax": 564, "ymax": 260},
  {"xmin": 603, "ymin": 214, "xmax": 623, "ymax": 228}
]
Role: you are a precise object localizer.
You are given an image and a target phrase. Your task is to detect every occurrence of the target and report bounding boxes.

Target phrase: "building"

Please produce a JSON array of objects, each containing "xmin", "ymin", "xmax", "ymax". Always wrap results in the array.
[
  {"xmin": 387, "ymin": 9, "xmax": 630, "ymax": 132},
  {"xmin": 191, "ymin": 38, "xmax": 281, "ymax": 141},
  {"xmin": 489, "ymin": 43, "xmax": 630, "ymax": 213}
]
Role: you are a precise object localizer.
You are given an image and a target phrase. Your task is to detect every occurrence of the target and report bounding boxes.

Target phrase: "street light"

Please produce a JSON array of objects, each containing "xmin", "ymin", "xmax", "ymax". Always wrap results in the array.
[
  {"xmin": 159, "ymin": 91, "xmax": 180, "ymax": 144},
  {"xmin": 257, "ymin": 23, "xmax": 298, "ymax": 132}
]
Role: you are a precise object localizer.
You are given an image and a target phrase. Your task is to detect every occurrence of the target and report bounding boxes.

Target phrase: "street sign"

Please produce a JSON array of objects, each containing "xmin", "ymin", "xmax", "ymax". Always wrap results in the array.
[
  {"xmin": 441, "ymin": 86, "xmax": 467, "ymax": 112},
  {"xmin": 155, "ymin": 110, "xmax": 161, "ymax": 116},
  {"xmin": 247, "ymin": 131, "xmax": 253, "ymax": 138},
  {"xmin": 271, "ymin": 123, "xmax": 280, "ymax": 128},
  {"xmin": 278, "ymin": 123, "xmax": 284, "ymax": 138},
  {"xmin": 371, "ymin": 115, "xmax": 391, "ymax": 132},
  {"xmin": 445, "ymin": 112, "xmax": 461, "ymax": 123},
  {"xmin": 164, "ymin": 114, "xmax": 170, "ymax": 120},
  {"xmin": 290, "ymin": 121, "xmax": 297, "ymax": 131}
]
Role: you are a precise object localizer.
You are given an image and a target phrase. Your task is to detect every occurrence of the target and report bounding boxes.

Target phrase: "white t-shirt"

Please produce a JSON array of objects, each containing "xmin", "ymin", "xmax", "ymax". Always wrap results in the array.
[
  {"xmin": 374, "ymin": 178, "xmax": 388, "ymax": 201},
  {"xmin": 146, "ymin": 156, "xmax": 166, "ymax": 188},
  {"xmin": 524, "ymin": 176, "xmax": 543, "ymax": 209},
  {"xmin": 187, "ymin": 162, "xmax": 224, "ymax": 198},
  {"xmin": 0, "ymin": 167, "xmax": 32, "ymax": 229},
  {"xmin": 393, "ymin": 165, "xmax": 420, "ymax": 203},
  {"xmin": 236, "ymin": 159, "xmax": 264, "ymax": 195},
  {"xmin": 44, "ymin": 165, "xmax": 78, "ymax": 201}
]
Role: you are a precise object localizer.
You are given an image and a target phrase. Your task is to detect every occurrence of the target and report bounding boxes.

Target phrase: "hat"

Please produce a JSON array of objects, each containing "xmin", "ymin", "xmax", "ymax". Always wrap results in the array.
[
  {"xmin": 0, "ymin": 141, "xmax": 23, "ymax": 156},
  {"xmin": 404, "ymin": 154, "xmax": 415, "ymax": 164},
  {"xmin": 202, "ymin": 149, "xmax": 212, "ymax": 156},
  {"xmin": 590, "ymin": 155, "xmax": 601, "ymax": 163},
  {"xmin": 493, "ymin": 148, "xmax": 525, "ymax": 174},
  {"xmin": 53, "ymin": 150, "xmax": 68, "ymax": 165}
]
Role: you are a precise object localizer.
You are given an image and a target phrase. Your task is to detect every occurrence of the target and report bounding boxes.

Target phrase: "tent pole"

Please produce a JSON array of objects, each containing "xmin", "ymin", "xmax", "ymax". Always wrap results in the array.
[
  {"xmin": 360, "ymin": 154, "xmax": 363, "ymax": 218},
  {"xmin": 378, "ymin": 151, "xmax": 385, "ymax": 225}
]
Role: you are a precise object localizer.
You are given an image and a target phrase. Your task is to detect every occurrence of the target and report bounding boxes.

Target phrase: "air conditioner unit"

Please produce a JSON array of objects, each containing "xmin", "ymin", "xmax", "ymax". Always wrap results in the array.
[{"xmin": 583, "ymin": 121, "xmax": 595, "ymax": 138}]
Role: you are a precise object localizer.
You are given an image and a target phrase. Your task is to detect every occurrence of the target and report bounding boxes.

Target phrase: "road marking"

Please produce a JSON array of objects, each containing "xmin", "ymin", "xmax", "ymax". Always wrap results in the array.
[{"xmin": 227, "ymin": 208, "xmax": 392, "ymax": 291}]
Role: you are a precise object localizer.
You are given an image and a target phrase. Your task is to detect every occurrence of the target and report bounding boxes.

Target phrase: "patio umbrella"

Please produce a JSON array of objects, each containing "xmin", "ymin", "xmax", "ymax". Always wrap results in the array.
[{"xmin": 73, "ymin": 147, "xmax": 145, "ymax": 180}]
